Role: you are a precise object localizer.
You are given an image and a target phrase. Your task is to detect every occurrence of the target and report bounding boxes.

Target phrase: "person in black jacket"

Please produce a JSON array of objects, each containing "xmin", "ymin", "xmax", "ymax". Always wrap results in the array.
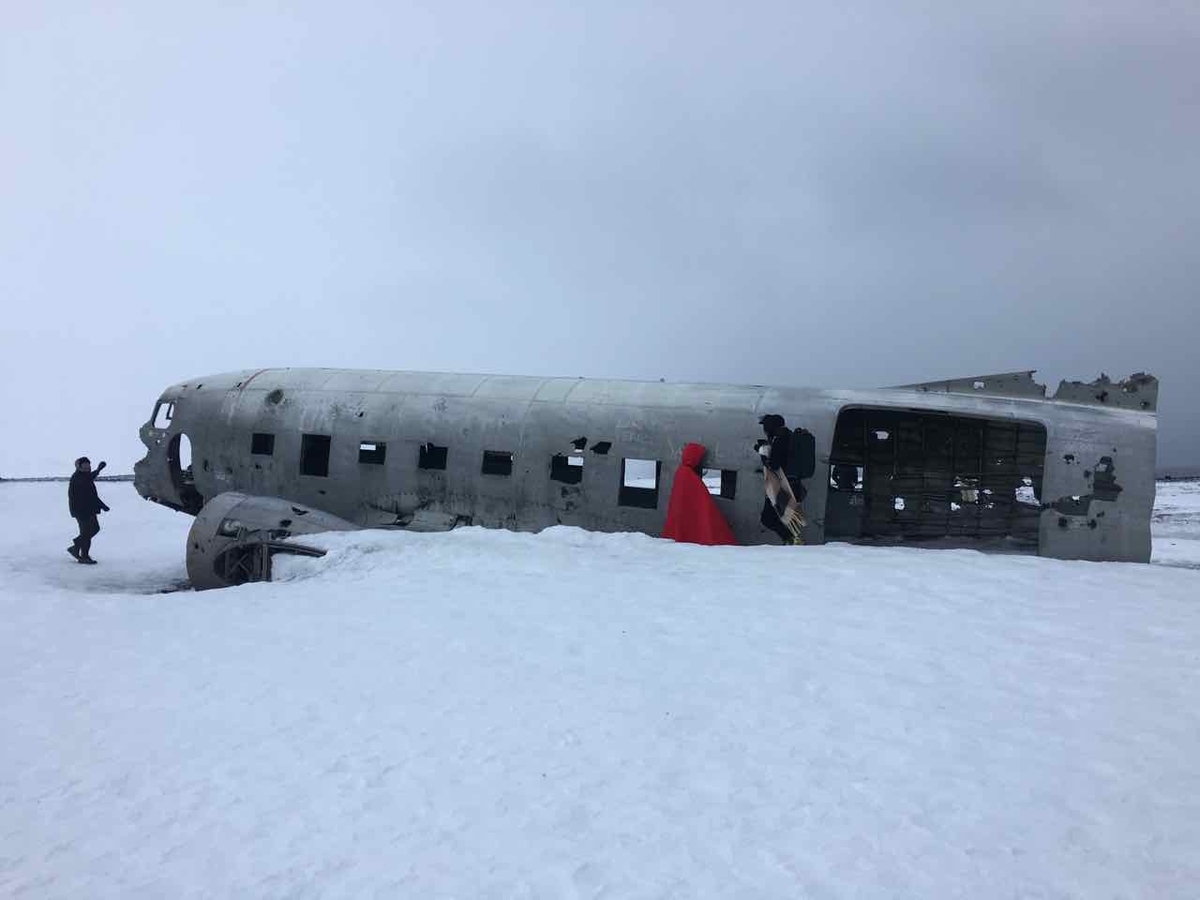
[
  {"xmin": 68, "ymin": 456, "xmax": 109, "ymax": 564},
  {"xmin": 756, "ymin": 414, "xmax": 804, "ymax": 543}
]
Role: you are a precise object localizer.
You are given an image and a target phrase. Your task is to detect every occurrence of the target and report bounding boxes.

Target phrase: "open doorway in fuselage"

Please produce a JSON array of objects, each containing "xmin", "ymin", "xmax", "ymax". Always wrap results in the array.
[{"xmin": 824, "ymin": 407, "xmax": 1046, "ymax": 550}]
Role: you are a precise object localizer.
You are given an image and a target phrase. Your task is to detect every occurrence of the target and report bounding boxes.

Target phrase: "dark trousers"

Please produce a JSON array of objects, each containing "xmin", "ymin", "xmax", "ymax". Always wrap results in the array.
[
  {"xmin": 73, "ymin": 515, "xmax": 100, "ymax": 557},
  {"xmin": 760, "ymin": 498, "xmax": 793, "ymax": 543},
  {"xmin": 761, "ymin": 478, "xmax": 806, "ymax": 544}
]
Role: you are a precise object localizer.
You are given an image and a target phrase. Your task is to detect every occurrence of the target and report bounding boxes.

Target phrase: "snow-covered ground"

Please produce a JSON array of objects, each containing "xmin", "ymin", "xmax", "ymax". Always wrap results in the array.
[
  {"xmin": 1151, "ymin": 479, "xmax": 1200, "ymax": 569},
  {"xmin": 2, "ymin": 481, "xmax": 1198, "ymax": 898}
]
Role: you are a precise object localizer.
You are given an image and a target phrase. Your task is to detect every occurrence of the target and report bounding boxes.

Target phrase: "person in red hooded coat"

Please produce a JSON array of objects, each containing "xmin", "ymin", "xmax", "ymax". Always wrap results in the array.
[{"xmin": 662, "ymin": 443, "xmax": 739, "ymax": 546}]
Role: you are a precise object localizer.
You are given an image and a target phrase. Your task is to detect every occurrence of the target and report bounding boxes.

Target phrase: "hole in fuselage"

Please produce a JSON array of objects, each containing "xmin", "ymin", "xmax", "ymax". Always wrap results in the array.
[
  {"xmin": 167, "ymin": 433, "xmax": 204, "ymax": 514},
  {"xmin": 824, "ymin": 407, "xmax": 1046, "ymax": 549}
]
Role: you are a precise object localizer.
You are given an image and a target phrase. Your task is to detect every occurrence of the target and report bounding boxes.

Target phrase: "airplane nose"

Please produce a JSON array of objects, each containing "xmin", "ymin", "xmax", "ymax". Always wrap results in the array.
[{"xmin": 135, "ymin": 397, "xmax": 202, "ymax": 513}]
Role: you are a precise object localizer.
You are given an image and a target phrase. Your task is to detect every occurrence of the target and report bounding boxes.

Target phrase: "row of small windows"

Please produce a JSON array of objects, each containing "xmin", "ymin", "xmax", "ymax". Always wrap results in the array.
[{"xmin": 252, "ymin": 432, "xmax": 737, "ymax": 507}]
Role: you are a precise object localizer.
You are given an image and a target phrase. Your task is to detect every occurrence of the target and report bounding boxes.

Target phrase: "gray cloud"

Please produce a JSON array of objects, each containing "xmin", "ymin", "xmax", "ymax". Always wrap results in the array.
[{"xmin": 2, "ymin": 0, "xmax": 1197, "ymax": 475}]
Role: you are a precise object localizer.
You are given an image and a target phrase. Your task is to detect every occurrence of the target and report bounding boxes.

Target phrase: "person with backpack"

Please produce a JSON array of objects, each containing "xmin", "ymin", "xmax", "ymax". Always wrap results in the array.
[
  {"xmin": 756, "ymin": 414, "xmax": 811, "ymax": 544},
  {"xmin": 67, "ymin": 456, "xmax": 109, "ymax": 564}
]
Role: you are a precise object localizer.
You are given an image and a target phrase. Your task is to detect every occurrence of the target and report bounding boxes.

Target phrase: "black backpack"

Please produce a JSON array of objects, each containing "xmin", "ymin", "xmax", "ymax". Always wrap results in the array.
[{"xmin": 786, "ymin": 427, "xmax": 816, "ymax": 480}]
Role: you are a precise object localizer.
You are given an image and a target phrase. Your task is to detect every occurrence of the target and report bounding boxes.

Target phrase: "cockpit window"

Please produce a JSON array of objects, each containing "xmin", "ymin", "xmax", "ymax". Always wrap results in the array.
[{"xmin": 153, "ymin": 401, "xmax": 174, "ymax": 429}]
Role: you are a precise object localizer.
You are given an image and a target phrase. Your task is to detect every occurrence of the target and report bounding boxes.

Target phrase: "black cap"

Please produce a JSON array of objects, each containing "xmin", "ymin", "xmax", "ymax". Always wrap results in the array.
[{"xmin": 758, "ymin": 414, "xmax": 786, "ymax": 432}]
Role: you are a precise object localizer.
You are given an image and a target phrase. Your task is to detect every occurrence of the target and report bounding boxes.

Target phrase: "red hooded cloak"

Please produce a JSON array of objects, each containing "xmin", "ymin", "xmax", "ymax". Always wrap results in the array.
[{"xmin": 662, "ymin": 443, "xmax": 739, "ymax": 546}]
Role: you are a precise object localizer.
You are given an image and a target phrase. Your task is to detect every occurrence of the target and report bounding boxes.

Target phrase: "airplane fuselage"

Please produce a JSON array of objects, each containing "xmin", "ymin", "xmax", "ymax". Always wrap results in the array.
[{"xmin": 134, "ymin": 367, "xmax": 1159, "ymax": 588}]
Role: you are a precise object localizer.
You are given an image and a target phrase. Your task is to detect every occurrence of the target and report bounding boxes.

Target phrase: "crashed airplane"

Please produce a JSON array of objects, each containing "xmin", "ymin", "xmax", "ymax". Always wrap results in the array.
[{"xmin": 133, "ymin": 367, "xmax": 1159, "ymax": 589}]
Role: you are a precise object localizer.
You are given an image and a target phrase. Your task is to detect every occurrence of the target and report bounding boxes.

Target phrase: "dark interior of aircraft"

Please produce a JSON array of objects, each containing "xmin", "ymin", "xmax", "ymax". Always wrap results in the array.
[{"xmin": 824, "ymin": 408, "xmax": 1046, "ymax": 548}]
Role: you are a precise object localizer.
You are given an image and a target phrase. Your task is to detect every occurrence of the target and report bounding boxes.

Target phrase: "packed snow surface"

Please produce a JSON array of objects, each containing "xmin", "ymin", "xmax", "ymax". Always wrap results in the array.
[
  {"xmin": 1151, "ymin": 478, "xmax": 1200, "ymax": 569},
  {"xmin": 2, "ymin": 481, "xmax": 1199, "ymax": 898}
]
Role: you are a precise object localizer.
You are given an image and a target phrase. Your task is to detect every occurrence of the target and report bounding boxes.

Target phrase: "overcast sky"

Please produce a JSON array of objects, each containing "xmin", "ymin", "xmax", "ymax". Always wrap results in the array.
[{"xmin": 2, "ymin": 1, "xmax": 1197, "ymax": 477}]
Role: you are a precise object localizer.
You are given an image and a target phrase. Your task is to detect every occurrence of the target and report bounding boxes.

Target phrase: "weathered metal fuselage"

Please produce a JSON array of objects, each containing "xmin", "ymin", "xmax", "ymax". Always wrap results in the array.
[{"xmin": 135, "ymin": 367, "xmax": 1158, "ymax": 588}]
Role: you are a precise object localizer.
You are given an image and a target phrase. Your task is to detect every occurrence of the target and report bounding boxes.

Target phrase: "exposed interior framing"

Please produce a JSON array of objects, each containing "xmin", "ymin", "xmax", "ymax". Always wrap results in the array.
[{"xmin": 824, "ymin": 407, "xmax": 1046, "ymax": 548}]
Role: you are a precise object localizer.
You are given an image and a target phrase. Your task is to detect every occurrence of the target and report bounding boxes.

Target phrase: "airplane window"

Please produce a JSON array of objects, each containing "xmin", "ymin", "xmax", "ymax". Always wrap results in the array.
[
  {"xmin": 619, "ymin": 459, "xmax": 660, "ymax": 509},
  {"xmin": 301, "ymin": 434, "xmax": 331, "ymax": 477},
  {"xmin": 359, "ymin": 441, "xmax": 386, "ymax": 465},
  {"xmin": 482, "ymin": 450, "xmax": 513, "ymax": 476},
  {"xmin": 419, "ymin": 443, "xmax": 448, "ymax": 470},
  {"xmin": 251, "ymin": 433, "xmax": 275, "ymax": 456},
  {"xmin": 702, "ymin": 468, "xmax": 737, "ymax": 499},
  {"xmin": 550, "ymin": 454, "xmax": 583, "ymax": 484},
  {"xmin": 153, "ymin": 402, "xmax": 174, "ymax": 429}
]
